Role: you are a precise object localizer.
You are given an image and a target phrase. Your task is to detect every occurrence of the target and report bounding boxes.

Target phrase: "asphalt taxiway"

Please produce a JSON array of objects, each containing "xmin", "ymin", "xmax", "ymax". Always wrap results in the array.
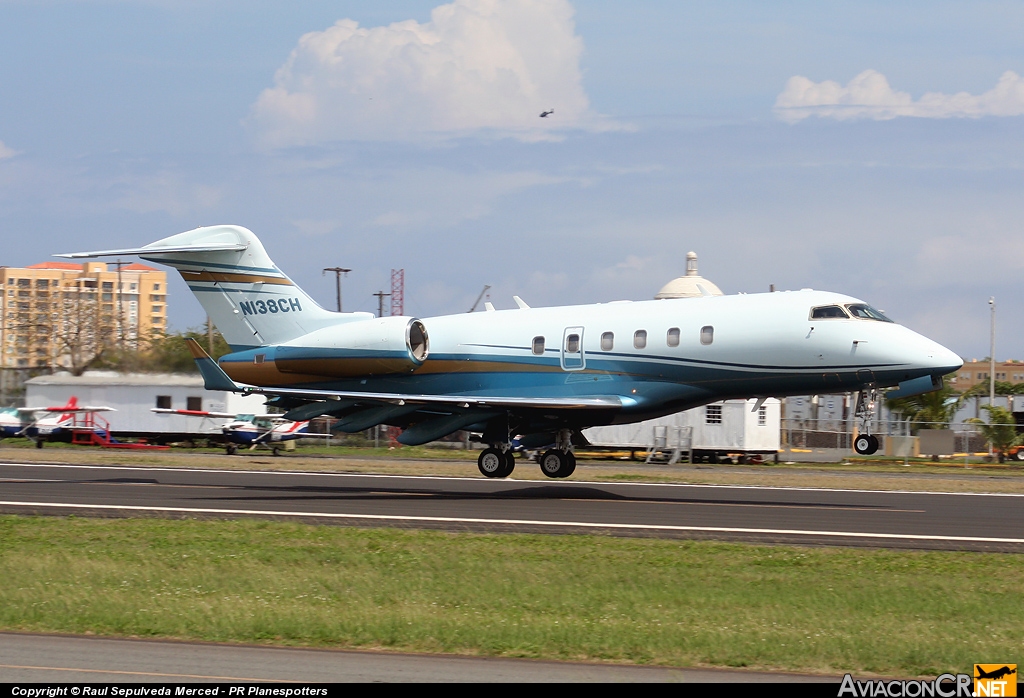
[
  {"xmin": 1, "ymin": 462, "xmax": 1022, "ymax": 551},
  {"xmin": 0, "ymin": 633, "xmax": 838, "ymax": 683}
]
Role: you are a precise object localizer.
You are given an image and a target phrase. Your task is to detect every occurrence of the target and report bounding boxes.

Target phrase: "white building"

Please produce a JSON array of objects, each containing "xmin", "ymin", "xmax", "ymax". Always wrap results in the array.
[{"xmin": 25, "ymin": 372, "xmax": 266, "ymax": 439}]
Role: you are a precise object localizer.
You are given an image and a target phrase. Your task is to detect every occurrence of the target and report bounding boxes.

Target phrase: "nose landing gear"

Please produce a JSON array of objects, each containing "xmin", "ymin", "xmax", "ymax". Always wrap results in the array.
[{"xmin": 852, "ymin": 389, "xmax": 880, "ymax": 455}]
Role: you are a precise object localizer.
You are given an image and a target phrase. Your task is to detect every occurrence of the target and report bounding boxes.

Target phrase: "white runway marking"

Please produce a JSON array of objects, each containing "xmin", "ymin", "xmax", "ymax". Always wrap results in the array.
[{"xmin": 1, "ymin": 499, "xmax": 1022, "ymax": 545}]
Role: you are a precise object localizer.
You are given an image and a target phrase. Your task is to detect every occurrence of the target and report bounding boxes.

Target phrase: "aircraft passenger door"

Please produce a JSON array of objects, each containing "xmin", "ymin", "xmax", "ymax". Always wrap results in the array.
[{"xmin": 561, "ymin": 327, "xmax": 585, "ymax": 371}]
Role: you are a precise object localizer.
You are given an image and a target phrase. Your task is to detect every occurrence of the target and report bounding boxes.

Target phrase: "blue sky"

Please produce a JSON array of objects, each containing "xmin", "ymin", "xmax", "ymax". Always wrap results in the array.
[{"xmin": 1, "ymin": 1, "xmax": 1022, "ymax": 360}]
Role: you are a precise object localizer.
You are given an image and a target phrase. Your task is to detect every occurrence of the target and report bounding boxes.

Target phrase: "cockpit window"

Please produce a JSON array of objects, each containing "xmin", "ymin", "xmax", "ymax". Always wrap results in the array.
[
  {"xmin": 846, "ymin": 304, "xmax": 894, "ymax": 322},
  {"xmin": 809, "ymin": 305, "xmax": 849, "ymax": 320}
]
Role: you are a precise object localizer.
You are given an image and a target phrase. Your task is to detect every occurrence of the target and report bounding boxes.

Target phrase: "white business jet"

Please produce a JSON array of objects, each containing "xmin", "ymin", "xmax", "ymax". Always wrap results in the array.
[{"xmin": 60, "ymin": 225, "xmax": 962, "ymax": 478}]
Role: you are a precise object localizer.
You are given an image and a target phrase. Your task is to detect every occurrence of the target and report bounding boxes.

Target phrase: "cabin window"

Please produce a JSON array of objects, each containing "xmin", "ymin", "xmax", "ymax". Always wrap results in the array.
[
  {"xmin": 705, "ymin": 405, "xmax": 722, "ymax": 424},
  {"xmin": 155, "ymin": 395, "xmax": 171, "ymax": 409},
  {"xmin": 633, "ymin": 330, "xmax": 647, "ymax": 349},
  {"xmin": 810, "ymin": 305, "xmax": 849, "ymax": 320},
  {"xmin": 700, "ymin": 326, "xmax": 714, "ymax": 345},
  {"xmin": 254, "ymin": 353, "xmax": 266, "ymax": 364},
  {"xmin": 601, "ymin": 332, "xmax": 614, "ymax": 351},
  {"xmin": 187, "ymin": 396, "xmax": 202, "ymax": 411},
  {"xmin": 565, "ymin": 334, "xmax": 580, "ymax": 353},
  {"xmin": 667, "ymin": 327, "xmax": 680, "ymax": 347},
  {"xmin": 532, "ymin": 336, "xmax": 545, "ymax": 355},
  {"xmin": 845, "ymin": 303, "xmax": 894, "ymax": 322}
]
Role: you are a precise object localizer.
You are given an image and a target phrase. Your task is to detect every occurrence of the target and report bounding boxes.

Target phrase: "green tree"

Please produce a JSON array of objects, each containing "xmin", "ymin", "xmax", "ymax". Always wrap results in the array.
[
  {"xmin": 967, "ymin": 405, "xmax": 1022, "ymax": 463},
  {"xmin": 886, "ymin": 386, "xmax": 961, "ymax": 432},
  {"xmin": 94, "ymin": 328, "xmax": 231, "ymax": 374}
]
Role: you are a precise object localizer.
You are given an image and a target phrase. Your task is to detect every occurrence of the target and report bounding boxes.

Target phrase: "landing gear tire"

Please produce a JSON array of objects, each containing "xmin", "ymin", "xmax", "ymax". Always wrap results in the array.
[
  {"xmin": 478, "ymin": 448, "xmax": 506, "ymax": 478},
  {"xmin": 854, "ymin": 434, "xmax": 879, "ymax": 455},
  {"xmin": 499, "ymin": 451, "xmax": 516, "ymax": 478},
  {"xmin": 226, "ymin": 444, "xmax": 237, "ymax": 455},
  {"xmin": 539, "ymin": 449, "xmax": 575, "ymax": 479},
  {"xmin": 272, "ymin": 446, "xmax": 281, "ymax": 456},
  {"xmin": 35, "ymin": 438, "xmax": 43, "ymax": 449}
]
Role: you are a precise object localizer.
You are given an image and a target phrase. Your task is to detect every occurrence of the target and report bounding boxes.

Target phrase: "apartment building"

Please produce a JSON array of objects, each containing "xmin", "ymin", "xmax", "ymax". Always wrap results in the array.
[
  {"xmin": 947, "ymin": 359, "xmax": 1024, "ymax": 392},
  {"xmin": 0, "ymin": 261, "xmax": 167, "ymax": 369}
]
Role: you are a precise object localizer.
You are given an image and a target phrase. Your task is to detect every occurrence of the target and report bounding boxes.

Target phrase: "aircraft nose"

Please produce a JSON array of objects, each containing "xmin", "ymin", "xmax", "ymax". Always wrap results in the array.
[{"xmin": 922, "ymin": 340, "xmax": 962, "ymax": 376}]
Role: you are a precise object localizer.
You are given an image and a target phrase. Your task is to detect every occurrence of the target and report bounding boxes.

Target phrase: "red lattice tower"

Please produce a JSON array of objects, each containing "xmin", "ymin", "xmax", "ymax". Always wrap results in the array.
[{"xmin": 390, "ymin": 268, "xmax": 404, "ymax": 317}]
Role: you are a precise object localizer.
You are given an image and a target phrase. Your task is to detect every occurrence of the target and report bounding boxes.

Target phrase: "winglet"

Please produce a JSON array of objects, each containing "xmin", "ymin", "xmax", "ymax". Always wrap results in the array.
[
  {"xmin": 184, "ymin": 338, "xmax": 242, "ymax": 392},
  {"xmin": 513, "ymin": 296, "xmax": 530, "ymax": 309}
]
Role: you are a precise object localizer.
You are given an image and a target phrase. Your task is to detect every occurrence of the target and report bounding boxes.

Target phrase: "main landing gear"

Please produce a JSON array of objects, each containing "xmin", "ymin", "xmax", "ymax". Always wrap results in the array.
[
  {"xmin": 478, "ymin": 446, "xmax": 516, "ymax": 478},
  {"xmin": 852, "ymin": 388, "xmax": 880, "ymax": 455},
  {"xmin": 539, "ymin": 429, "xmax": 576, "ymax": 479}
]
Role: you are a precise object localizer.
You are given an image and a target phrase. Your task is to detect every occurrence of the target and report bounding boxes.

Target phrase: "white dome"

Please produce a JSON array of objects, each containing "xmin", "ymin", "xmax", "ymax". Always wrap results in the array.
[{"xmin": 654, "ymin": 251, "xmax": 723, "ymax": 299}]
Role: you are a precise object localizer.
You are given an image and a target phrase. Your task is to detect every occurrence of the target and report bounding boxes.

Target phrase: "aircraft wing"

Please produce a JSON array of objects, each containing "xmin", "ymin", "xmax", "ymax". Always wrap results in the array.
[
  {"xmin": 184, "ymin": 338, "xmax": 630, "ymax": 411},
  {"xmin": 151, "ymin": 408, "xmax": 241, "ymax": 419},
  {"xmin": 20, "ymin": 406, "xmax": 116, "ymax": 413}
]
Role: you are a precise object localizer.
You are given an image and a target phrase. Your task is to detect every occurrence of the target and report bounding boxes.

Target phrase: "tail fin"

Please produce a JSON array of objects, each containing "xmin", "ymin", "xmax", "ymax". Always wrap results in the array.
[{"xmin": 58, "ymin": 225, "xmax": 371, "ymax": 350}]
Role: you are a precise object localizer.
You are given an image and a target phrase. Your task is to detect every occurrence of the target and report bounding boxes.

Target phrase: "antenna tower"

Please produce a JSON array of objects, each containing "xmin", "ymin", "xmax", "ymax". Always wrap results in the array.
[{"xmin": 390, "ymin": 269, "xmax": 404, "ymax": 317}]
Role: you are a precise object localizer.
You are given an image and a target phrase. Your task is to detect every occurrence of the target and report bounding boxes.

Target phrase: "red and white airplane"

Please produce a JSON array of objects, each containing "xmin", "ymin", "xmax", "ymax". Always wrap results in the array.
[
  {"xmin": 18, "ymin": 396, "xmax": 117, "ymax": 447},
  {"xmin": 152, "ymin": 408, "xmax": 330, "ymax": 454}
]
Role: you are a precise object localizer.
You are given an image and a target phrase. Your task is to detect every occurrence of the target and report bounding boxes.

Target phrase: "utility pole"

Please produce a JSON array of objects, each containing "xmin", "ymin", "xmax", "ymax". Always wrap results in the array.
[
  {"xmin": 989, "ymin": 295, "xmax": 996, "ymax": 406},
  {"xmin": 373, "ymin": 290, "xmax": 391, "ymax": 318},
  {"xmin": 322, "ymin": 267, "xmax": 351, "ymax": 312},
  {"xmin": 108, "ymin": 259, "xmax": 130, "ymax": 350}
]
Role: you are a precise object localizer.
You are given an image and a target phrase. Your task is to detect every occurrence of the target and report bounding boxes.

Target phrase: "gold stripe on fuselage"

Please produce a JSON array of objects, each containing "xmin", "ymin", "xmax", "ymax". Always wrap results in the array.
[
  {"xmin": 179, "ymin": 270, "xmax": 293, "ymax": 286},
  {"xmin": 222, "ymin": 357, "xmax": 615, "ymax": 385}
]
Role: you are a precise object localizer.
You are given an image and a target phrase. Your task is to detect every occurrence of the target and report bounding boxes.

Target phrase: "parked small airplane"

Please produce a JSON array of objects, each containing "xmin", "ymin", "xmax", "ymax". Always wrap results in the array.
[
  {"xmin": 152, "ymin": 408, "xmax": 330, "ymax": 454},
  {"xmin": 61, "ymin": 225, "xmax": 963, "ymax": 478},
  {"xmin": 0, "ymin": 407, "xmax": 24, "ymax": 438},
  {"xmin": 18, "ymin": 397, "xmax": 117, "ymax": 447}
]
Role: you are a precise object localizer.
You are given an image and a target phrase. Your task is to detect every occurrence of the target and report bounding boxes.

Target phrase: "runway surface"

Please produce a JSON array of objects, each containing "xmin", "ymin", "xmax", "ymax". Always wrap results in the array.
[
  {"xmin": 0, "ymin": 633, "xmax": 836, "ymax": 683},
  {"xmin": 1, "ymin": 462, "xmax": 1023, "ymax": 550}
]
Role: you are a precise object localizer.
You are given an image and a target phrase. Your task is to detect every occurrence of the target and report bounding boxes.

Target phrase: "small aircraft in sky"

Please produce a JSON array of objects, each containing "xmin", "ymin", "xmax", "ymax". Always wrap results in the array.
[
  {"xmin": 152, "ymin": 407, "xmax": 330, "ymax": 455},
  {"xmin": 61, "ymin": 225, "xmax": 962, "ymax": 478},
  {"xmin": 539, "ymin": 109, "xmax": 554, "ymax": 118}
]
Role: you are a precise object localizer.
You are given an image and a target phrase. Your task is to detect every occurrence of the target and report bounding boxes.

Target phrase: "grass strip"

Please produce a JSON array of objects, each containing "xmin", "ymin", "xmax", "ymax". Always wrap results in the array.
[{"xmin": 1, "ymin": 515, "xmax": 1021, "ymax": 675}]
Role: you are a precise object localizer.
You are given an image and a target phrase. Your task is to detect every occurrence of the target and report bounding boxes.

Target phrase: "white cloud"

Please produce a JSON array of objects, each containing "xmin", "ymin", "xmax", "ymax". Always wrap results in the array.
[
  {"xmin": 0, "ymin": 141, "xmax": 18, "ymax": 159},
  {"xmin": 248, "ymin": 0, "xmax": 607, "ymax": 145},
  {"xmin": 775, "ymin": 70, "xmax": 1024, "ymax": 123}
]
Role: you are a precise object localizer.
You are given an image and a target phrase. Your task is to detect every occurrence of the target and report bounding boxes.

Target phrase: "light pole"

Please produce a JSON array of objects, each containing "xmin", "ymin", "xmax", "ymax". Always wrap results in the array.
[
  {"xmin": 322, "ymin": 267, "xmax": 351, "ymax": 312},
  {"xmin": 989, "ymin": 296, "xmax": 996, "ymax": 456},
  {"xmin": 989, "ymin": 297, "xmax": 996, "ymax": 406}
]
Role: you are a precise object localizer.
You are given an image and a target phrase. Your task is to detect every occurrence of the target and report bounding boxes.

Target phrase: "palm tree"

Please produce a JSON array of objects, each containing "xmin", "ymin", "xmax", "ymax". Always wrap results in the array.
[
  {"xmin": 886, "ymin": 386, "xmax": 961, "ymax": 433},
  {"xmin": 968, "ymin": 405, "xmax": 1022, "ymax": 463}
]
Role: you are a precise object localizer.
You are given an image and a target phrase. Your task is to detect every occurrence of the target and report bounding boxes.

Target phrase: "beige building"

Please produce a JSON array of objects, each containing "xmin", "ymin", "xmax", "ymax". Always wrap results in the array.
[
  {"xmin": 948, "ymin": 360, "xmax": 1024, "ymax": 392},
  {"xmin": 0, "ymin": 261, "xmax": 167, "ymax": 370}
]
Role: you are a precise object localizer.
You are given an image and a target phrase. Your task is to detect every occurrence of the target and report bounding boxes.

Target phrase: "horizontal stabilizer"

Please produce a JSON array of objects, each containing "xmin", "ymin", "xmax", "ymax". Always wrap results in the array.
[{"xmin": 55, "ymin": 243, "xmax": 248, "ymax": 259}]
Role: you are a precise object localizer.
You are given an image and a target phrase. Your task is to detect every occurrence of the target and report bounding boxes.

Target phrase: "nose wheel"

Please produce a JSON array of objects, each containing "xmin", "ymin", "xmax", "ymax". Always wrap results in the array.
[
  {"xmin": 854, "ymin": 434, "xmax": 879, "ymax": 455},
  {"xmin": 852, "ymin": 389, "xmax": 880, "ymax": 455}
]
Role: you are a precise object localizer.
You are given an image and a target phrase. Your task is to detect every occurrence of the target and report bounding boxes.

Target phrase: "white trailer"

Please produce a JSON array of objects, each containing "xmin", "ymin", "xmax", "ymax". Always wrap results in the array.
[
  {"xmin": 24, "ymin": 372, "xmax": 267, "ymax": 442},
  {"xmin": 583, "ymin": 398, "xmax": 781, "ymax": 463}
]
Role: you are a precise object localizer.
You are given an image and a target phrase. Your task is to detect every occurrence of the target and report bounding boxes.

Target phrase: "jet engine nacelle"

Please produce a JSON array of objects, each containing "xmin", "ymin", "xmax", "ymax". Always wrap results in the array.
[{"xmin": 272, "ymin": 316, "xmax": 430, "ymax": 378}]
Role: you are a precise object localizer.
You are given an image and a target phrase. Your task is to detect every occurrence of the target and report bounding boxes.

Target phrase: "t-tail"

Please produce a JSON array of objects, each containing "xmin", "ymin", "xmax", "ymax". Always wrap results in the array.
[{"xmin": 57, "ymin": 225, "xmax": 370, "ymax": 350}]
